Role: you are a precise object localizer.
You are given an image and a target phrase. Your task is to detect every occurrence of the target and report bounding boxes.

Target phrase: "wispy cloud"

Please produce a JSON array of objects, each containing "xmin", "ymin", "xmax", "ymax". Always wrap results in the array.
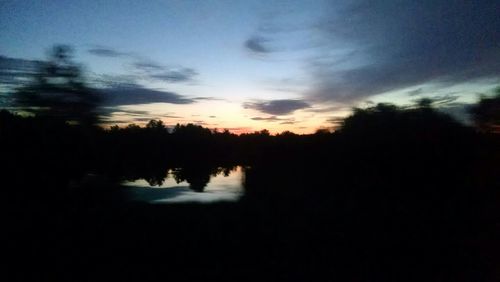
[
  {"xmin": 407, "ymin": 88, "xmax": 424, "ymax": 96},
  {"xmin": 88, "ymin": 46, "xmax": 128, "ymax": 57},
  {"xmin": 244, "ymin": 36, "xmax": 271, "ymax": 54},
  {"xmin": 247, "ymin": 0, "xmax": 500, "ymax": 104},
  {"xmin": 149, "ymin": 68, "xmax": 198, "ymax": 83},
  {"xmin": 304, "ymin": 105, "xmax": 351, "ymax": 113},
  {"xmin": 243, "ymin": 99, "xmax": 310, "ymax": 115},
  {"xmin": 99, "ymin": 83, "xmax": 195, "ymax": 107},
  {"xmin": 0, "ymin": 56, "xmax": 42, "ymax": 88},
  {"xmin": 132, "ymin": 61, "xmax": 164, "ymax": 72},
  {"xmin": 132, "ymin": 60, "xmax": 198, "ymax": 83},
  {"xmin": 88, "ymin": 46, "xmax": 199, "ymax": 84},
  {"xmin": 100, "ymin": 107, "xmax": 186, "ymax": 126},
  {"xmin": 412, "ymin": 94, "xmax": 460, "ymax": 106},
  {"xmin": 312, "ymin": 1, "xmax": 500, "ymax": 102},
  {"xmin": 326, "ymin": 116, "xmax": 345, "ymax": 125},
  {"xmin": 193, "ymin": 96, "xmax": 225, "ymax": 102},
  {"xmin": 251, "ymin": 116, "xmax": 294, "ymax": 123}
]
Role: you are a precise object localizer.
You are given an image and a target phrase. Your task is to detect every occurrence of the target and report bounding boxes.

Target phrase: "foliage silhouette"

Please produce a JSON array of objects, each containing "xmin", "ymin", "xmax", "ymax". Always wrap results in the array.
[
  {"xmin": 12, "ymin": 45, "xmax": 100, "ymax": 126},
  {"xmin": 2, "ymin": 91, "xmax": 500, "ymax": 281},
  {"xmin": 469, "ymin": 87, "xmax": 500, "ymax": 133}
]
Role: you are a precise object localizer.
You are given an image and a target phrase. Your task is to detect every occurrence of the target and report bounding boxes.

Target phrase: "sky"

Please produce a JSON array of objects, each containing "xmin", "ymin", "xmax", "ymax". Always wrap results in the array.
[{"xmin": 1, "ymin": 0, "xmax": 499, "ymax": 133}]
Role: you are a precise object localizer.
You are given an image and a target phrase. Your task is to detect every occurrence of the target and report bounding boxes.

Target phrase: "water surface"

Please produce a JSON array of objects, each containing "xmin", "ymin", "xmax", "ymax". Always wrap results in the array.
[{"xmin": 122, "ymin": 166, "xmax": 244, "ymax": 203}]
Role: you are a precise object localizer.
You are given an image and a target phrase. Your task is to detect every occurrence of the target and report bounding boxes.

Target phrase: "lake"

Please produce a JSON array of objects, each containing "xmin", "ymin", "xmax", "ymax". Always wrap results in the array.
[{"xmin": 122, "ymin": 166, "xmax": 245, "ymax": 203}]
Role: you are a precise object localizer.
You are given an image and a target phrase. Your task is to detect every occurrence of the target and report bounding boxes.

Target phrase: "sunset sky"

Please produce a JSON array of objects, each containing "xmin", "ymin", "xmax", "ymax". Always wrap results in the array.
[{"xmin": 1, "ymin": 0, "xmax": 499, "ymax": 133}]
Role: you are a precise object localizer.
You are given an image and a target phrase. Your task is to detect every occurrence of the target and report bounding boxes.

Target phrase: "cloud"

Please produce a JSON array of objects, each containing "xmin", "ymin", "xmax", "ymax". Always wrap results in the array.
[
  {"xmin": 132, "ymin": 61, "xmax": 164, "ymax": 72},
  {"xmin": 98, "ymin": 84, "xmax": 195, "ymax": 107},
  {"xmin": 132, "ymin": 60, "xmax": 198, "ymax": 83},
  {"xmin": 248, "ymin": 1, "xmax": 500, "ymax": 104},
  {"xmin": 243, "ymin": 99, "xmax": 310, "ymax": 115},
  {"xmin": 150, "ymin": 68, "xmax": 198, "ymax": 83},
  {"xmin": 99, "ymin": 109, "xmax": 151, "ymax": 118},
  {"xmin": 131, "ymin": 117, "xmax": 161, "ymax": 122},
  {"xmin": 99, "ymin": 107, "xmax": 186, "ymax": 126},
  {"xmin": 251, "ymin": 116, "xmax": 289, "ymax": 122},
  {"xmin": 90, "ymin": 73, "xmax": 141, "ymax": 88},
  {"xmin": 0, "ymin": 55, "xmax": 198, "ymax": 113},
  {"xmin": 407, "ymin": 88, "xmax": 423, "ymax": 96},
  {"xmin": 304, "ymin": 105, "xmax": 350, "ymax": 113},
  {"xmin": 326, "ymin": 116, "xmax": 345, "ymax": 124},
  {"xmin": 413, "ymin": 94, "xmax": 460, "ymax": 106},
  {"xmin": 244, "ymin": 36, "xmax": 271, "ymax": 54},
  {"xmin": 87, "ymin": 46, "xmax": 199, "ymax": 84},
  {"xmin": 193, "ymin": 96, "xmax": 224, "ymax": 101},
  {"xmin": 88, "ymin": 47, "xmax": 127, "ymax": 57},
  {"xmin": 0, "ymin": 56, "xmax": 42, "ymax": 87},
  {"xmin": 309, "ymin": 0, "xmax": 500, "ymax": 102}
]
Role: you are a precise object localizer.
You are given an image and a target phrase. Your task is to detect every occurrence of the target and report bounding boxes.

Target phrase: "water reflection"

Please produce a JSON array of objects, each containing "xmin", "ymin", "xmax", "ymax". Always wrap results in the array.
[{"xmin": 123, "ymin": 166, "xmax": 244, "ymax": 203}]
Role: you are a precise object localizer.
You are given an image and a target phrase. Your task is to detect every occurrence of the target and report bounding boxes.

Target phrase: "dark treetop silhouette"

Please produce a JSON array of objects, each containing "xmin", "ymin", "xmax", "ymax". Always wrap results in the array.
[
  {"xmin": 2, "ymin": 47, "xmax": 499, "ymax": 281},
  {"xmin": 469, "ymin": 87, "xmax": 500, "ymax": 133},
  {"xmin": 12, "ymin": 45, "xmax": 100, "ymax": 127}
]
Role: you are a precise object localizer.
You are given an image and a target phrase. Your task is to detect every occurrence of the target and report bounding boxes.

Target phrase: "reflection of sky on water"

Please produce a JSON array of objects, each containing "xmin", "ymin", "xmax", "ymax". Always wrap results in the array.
[{"xmin": 122, "ymin": 166, "xmax": 244, "ymax": 203}]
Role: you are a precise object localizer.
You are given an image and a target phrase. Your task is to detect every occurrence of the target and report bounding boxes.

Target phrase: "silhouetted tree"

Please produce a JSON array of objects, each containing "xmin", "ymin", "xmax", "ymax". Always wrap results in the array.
[
  {"xmin": 469, "ymin": 87, "xmax": 500, "ymax": 133},
  {"xmin": 172, "ymin": 166, "xmax": 213, "ymax": 192},
  {"xmin": 12, "ymin": 45, "xmax": 100, "ymax": 126},
  {"xmin": 146, "ymin": 119, "xmax": 167, "ymax": 132}
]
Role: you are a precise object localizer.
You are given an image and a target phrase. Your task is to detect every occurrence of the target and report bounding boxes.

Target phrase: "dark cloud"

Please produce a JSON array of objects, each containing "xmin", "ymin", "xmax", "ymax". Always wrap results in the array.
[
  {"xmin": 244, "ymin": 36, "xmax": 271, "ymax": 54},
  {"xmin": 243, "ymin": 99, "xmax": 310, "ymax": 115},
  {"xmin": 131, "ymin": 117, "xmax": 160, "ymax": 122},
  {"xmin": 99, "ymin": 84, "xmax": 195, "ymax": 107},
  {"xmin": 250, "ymin": 116, "xmax": 297, "ymax": 125},
  {"xmin": 90, "ymin": 74, "xmax": 141, "ymax": 88},
  {"xmin": 100, "ymin": 120, "xmax": 131, "ymax": 125},
  {"xmin": 308, "ymin": 0, "xmax": 500, "ymax": 102},
  {"xmin": 407, "ymin": 88, "xmax": 424, "ymax": 96},
  {"xmin": 248, "ymin": 1, "xmax": 500, "ymax": 103},
  {"xmin": 132, "ymin": 60, "xmax": 197, "ymax": 83},
  {"xmin": 0, "ymin": 56, "xmax": 42, "ymax": 87},
  {"xmin": 99, "ymin": 106, "xmax": 184, "ymax": 125},
  {"xmin": 413, "ymin": 94, "xmax": 460, "ymax": 106},
  {"xmin": 193, "ymin": 96, "xmax": 224, "ymax": 101},
  {"xmin": 86, "ymin": 45, "xmax": 199, "ymax": 83},
  {"xmin": 150, "ymin": 68, "xmax": 198, "ymax": 83},
  {"xmin": 326, "ymin": 116, "xmax": 345, "ymax": 124},
  {"xmin": 132, "ymin": 61, "xmax": 164, "ymax": 72},
  {"xmin": 88, "ymin": 47, "xmax": 126, "ymax": 57},
  {"xmin": 131, "ymin": 115, "xmax": 182, "ymax": 121},
  {"xmin": 100, "ymin": 109, "xmax": 150, "ymax": 117},
  {"xmin": 305, "ymin": 105, "xmax": 350, "ymax": 113},
  {"xmin": 87, "ymin": 46, "xmax": 199, "ymax": 83},
  {"xmin": 0, "ymin": 55, "xmax": 197, "ymax": 112},
  {"xmin": 251, "ymin": 116, "xmax": 287, "ymax": 122},
  {"xmin": 163, "ymin": 115, "xmax": 182, "ymax": 119}
]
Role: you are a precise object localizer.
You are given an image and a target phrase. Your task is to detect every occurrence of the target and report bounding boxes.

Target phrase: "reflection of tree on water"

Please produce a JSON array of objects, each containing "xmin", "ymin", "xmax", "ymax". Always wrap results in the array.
[
  {"xmin": 121, "ymin": 164, "xmax": 238, "ymax": 191},
  {"xmin": 143, "ymin": 168, "xmax": 168, "ymax": 187},
  {"xmin": 172, "ymin": 166, "xmax": 232, "ymax": 192}
]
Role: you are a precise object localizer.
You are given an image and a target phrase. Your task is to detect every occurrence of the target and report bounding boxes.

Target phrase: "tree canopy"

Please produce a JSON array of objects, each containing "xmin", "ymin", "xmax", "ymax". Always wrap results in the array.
[
  {"xmin": 469, "ymin": 87, "xmax": 500, "ymax": 133},
  {"xmin": 13, "ymin": 45, "xmax": 100, "ymax": 126}
]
